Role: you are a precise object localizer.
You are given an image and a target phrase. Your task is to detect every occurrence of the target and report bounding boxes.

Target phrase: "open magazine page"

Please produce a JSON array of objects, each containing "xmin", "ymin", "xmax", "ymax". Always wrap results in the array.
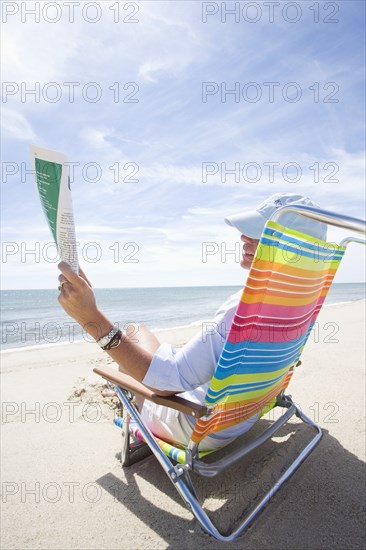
[{"xmin": 30, "ymin": 145, "xmax": 79, "ymax": 273}]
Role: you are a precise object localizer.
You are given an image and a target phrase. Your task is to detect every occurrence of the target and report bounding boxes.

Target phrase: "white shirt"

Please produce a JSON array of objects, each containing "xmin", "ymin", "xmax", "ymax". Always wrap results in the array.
[
  {"xmin": 141, "ymin": 289, "xmax": 259, "ymax": 451},
  {"xmin": 143, "ymin": 290, "xmax": 242, "ymax": 397}
]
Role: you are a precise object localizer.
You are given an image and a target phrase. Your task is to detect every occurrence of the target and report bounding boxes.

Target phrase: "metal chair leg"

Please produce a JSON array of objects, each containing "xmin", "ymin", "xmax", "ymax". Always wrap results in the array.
[{"xmin": 115, "ymin": 388, "xmax": 152, "ymax": 467}]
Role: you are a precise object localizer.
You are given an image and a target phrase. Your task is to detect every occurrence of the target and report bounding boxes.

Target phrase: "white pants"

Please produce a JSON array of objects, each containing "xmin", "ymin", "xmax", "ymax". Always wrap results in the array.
[{"xmin": 140, "ymin": 399, "xmax": 259, "ymax": 452}]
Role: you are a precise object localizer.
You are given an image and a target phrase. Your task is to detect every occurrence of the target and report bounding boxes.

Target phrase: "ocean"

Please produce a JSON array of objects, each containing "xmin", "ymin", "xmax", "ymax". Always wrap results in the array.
[{"xmin": 1, "ymin": 283, "xmax": 365, "ymax": 351}]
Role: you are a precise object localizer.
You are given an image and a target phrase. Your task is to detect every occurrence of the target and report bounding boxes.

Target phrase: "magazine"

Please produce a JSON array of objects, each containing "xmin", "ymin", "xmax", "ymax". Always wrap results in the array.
[{"xmin": 30, "ymin": 145, "xmax": 79, "ymax": 272}]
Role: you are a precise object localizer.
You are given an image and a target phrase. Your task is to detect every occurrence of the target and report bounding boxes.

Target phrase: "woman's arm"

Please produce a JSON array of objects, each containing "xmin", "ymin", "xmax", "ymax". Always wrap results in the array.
[{"xmin": 57, "ymin": 262, "xmax": 175, "ymax": 395}]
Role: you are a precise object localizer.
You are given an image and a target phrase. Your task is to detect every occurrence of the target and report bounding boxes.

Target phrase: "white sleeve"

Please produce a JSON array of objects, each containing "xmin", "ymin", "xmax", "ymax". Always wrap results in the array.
[
  {"xmin": 142, "ymin": 325, "xmax": 226, "ymax": 393},
  {"xmin": 142, "ymin": 290, "xmax": 241, "ymax": 393}
]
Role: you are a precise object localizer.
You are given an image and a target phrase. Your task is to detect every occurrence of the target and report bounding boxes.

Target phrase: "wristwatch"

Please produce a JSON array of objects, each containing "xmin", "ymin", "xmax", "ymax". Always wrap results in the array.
[{"xmin": 96, "ymin": 323, "xmax": 120, "ymax": 349}]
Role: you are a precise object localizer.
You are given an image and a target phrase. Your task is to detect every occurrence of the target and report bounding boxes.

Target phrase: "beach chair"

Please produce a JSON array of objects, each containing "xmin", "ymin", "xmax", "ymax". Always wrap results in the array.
[{"xmin": 94, "ymin": 205, "xmax": 366, "ymax": 542}]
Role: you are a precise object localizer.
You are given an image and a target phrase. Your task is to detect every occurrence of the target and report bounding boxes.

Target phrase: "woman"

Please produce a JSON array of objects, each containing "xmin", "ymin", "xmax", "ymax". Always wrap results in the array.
[{"xmin": 57, "ymin": 193, "xmax": 326, "ymax": 450}]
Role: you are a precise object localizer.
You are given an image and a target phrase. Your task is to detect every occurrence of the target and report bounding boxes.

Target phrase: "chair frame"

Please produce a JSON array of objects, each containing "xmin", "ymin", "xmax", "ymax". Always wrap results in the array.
[
  {"xmin": 94, "ymin": 364, "xmax": 322, "ymax": 542},
  {"xmin": 94, "ymin": 206, "xmax": 366, "ymax": 542}
]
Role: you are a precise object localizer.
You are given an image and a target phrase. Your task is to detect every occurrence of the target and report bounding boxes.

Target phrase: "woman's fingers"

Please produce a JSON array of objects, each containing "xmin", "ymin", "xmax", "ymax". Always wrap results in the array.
[
  {"xmin": 57, "ymin": 261, "xmax": 98, "ymax": 324},
  {"xmin": 58, "ymin": 262, "xmax": 92, "ymax": 289},
  {"xmin": 58, "ymin": 261, "xmax": 80, "ymax": 282},
  {"xmin": 78, "ymin": 266, "xmax": 92, "ymax": 287},
  {"xmin": 57, "ymin": 271, "xmax": 72, "ymax": 295}
]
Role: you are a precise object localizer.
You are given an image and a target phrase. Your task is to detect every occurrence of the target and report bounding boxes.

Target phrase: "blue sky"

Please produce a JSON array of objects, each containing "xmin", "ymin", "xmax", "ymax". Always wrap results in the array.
[{"xmin": 1, "ymin": 0, "xmax": 365, "ymax": 289}]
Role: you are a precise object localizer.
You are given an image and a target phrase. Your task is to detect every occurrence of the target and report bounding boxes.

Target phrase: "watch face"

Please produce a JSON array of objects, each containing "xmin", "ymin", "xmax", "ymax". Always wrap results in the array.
[{"xmin": 98, "ymin": 325, "xmax": 117, "ymax": 347}]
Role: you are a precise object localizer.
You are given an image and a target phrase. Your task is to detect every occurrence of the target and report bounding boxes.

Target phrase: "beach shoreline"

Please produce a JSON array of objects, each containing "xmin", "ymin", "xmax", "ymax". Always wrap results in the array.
[
  {"xmin": 1, "ymin": 297, "xmax": 365, "ymax": 357},
  {"xmin": 2, "ymin": 283, "xmax": 365, "ymax": 353},
  {"xmin": 0, "ymin": 318, "xmax": 208, "ymax": 356},
  {"xmin": 1, "ymin": 300, "xmax": 365, "ymax": 549}
]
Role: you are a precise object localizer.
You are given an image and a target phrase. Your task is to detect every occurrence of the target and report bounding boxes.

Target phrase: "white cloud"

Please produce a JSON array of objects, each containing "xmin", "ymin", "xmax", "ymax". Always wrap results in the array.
[{"xmin": 1, "ymin": 108, "xmax": 36, "ymax": 141}]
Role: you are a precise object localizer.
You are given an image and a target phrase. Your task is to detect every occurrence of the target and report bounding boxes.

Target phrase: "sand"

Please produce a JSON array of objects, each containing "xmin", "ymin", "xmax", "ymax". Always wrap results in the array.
[{"xmin": 1, "ymin": 301, "xmax": 365, "ymax": 549}]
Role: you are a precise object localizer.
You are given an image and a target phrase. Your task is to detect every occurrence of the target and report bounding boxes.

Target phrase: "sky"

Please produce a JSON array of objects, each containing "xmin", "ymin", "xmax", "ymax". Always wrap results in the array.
[{"xmin": 1, "ymin": 0, "xmax": 365, "ymax": 289}]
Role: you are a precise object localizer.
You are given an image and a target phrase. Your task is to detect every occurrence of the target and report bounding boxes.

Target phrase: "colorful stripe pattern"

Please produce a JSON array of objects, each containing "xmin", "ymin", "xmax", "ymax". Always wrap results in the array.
[
  {"xmin": 191, "ymin": 221, "xmax": 345, "ymax": 444},
  {"xmin": 130, "ymin": 426, "xmax": 213, "ymax": 465}
]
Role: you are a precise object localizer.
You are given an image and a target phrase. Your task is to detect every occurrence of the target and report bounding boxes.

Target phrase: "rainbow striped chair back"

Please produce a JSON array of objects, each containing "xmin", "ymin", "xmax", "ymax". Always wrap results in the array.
[
  {"xmin": 94, "ymin": 205, "xmax": 365, "ymax": 542},
  {"xmin": 190, "ymin": 220, "xmax": 344, "ymax": 446}
]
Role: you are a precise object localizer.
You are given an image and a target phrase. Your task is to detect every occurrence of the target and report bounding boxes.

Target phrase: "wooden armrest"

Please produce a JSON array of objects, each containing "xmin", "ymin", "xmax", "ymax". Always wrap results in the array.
[{"xmin": 93, "ymin": 365, "xmax": 209, "ymax": 419}]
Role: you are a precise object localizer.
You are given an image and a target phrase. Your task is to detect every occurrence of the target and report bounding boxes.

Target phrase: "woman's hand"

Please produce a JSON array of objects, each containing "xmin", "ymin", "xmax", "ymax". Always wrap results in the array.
[
  {"xmin": 57, "ymin": 262, "xmax": 114, "ymax": 342},
  {"xmin": 57, "ymin": 264, "xmax": 162, "ymax": 388},
  {"xmin": 57, "ymin": 262, "xmax": 99, "ymax": 326}
]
